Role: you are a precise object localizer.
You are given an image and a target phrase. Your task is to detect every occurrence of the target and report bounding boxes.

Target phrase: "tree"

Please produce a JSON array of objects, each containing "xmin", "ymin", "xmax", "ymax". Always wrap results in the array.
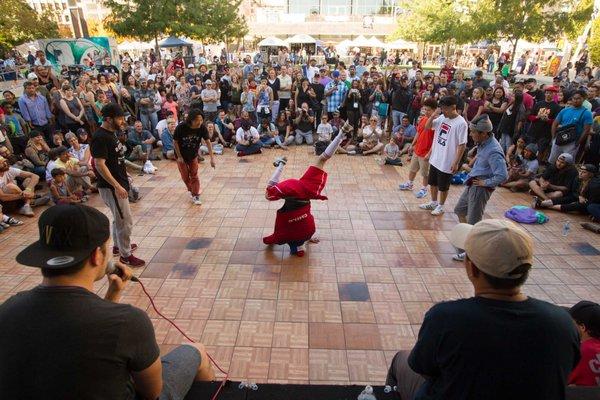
[
  {"xmin": 590, "ymin": 16, "xmax": 600, "ymax": 66},
  {"xmin": 104, "ymin": 0, "xmax": 247, "ymax": 56},
  {"xmin": 0, "ymin": 0, "xmax": 59, "ymax": 53},
  {"xmin": 392, "ymin": 0, "xmax": 475, "ymax": 44},
  {"xmin": 469, "ymin": 0, "xmax": 593, "ymax": 62}
]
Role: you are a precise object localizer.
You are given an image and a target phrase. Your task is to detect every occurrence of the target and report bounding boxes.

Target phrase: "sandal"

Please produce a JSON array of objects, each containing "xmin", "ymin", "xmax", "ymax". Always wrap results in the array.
[{"xmin": 5, "ymin": 217, "xmax": 23, "ymax": 226}]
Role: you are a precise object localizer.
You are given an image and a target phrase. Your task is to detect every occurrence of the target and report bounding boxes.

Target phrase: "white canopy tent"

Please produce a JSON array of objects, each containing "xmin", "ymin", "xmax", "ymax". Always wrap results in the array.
[
  {"xmin": 385, "ymin": 39, "xmax": 418, "ymax": 52},
  {"xmin": 258, "ymin": 36, "xmax": 288, "ymax": 48},
  {"xmin": 351, "ymin": 35, "xmax": 372, "ymax": 48},
  {"xmin": 285, "ymin": 34, "xmax": 317, "ymax": 44},
  {"xmin": 336, "ymin": 39, "xmax": 353, "ymax": 51},
  {"xmin": 118, "ymin": 41, "xmax": 153, "ymax": 51},
  {"xmin": 368, "ymin": 36, "xmax": 386, "ymax": 48}
]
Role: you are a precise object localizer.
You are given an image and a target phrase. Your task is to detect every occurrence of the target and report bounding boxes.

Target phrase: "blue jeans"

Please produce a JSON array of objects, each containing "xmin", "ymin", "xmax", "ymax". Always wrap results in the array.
[
  {"xmin": 140, "ymin": 112, "xmax": 158, "ymax": 134},
  {"xmin": 260, "ymin": 135, "xmax": 284, "ymax": 147},
  {"xmin": 236, "ymin": 142, "xmax": 262, "ymax": 155},
  {"xmin": 587, "ymin": 204, "xmax": 600, "ymax": 220},
  {"xmin": 392, "ymin": 110, "xmax": 405, "ymax": 132},
  {"xmin": 33, "ymin": 165, "xmax": 46, "ymax": 181}
]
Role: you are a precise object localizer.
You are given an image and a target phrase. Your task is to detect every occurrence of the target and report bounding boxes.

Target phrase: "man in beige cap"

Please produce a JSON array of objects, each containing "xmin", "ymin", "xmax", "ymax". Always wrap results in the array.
[{"xmin": 385, "ymin": 219, "xmax": 580, "ymax": 400}]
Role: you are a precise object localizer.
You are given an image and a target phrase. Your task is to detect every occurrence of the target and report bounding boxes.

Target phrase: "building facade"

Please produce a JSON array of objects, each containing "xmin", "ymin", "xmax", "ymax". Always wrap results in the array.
[
  {"xmin": 243, "ymin": 0, "xmax": 399, "ymax": 41},
  {"xmin": 26, "ymin": 0, "xmax": 111, "ymax": 37}
]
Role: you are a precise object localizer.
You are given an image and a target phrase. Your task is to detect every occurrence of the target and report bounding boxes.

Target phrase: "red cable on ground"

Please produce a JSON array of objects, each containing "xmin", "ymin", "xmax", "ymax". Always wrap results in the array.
[{"xmin": 137, "ymin": 278, "xmax": 229, "ymax": 400}]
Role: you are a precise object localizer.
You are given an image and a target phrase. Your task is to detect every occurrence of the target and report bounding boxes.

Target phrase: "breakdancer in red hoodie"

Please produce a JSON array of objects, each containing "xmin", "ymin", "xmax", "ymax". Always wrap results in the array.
[{"xmin": 263, "ymin": 121, "xmax": 352, "ymax": 257}]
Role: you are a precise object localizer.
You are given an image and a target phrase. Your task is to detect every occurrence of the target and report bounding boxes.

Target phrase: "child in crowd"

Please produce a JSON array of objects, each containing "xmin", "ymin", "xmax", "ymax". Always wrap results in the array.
[
  {"xmin": 49, "ymin": 168, "xmax": 84, "ymax": 204},
  {"xmin": 567, "ymin": 301, "xmax": 600, "ymax": 386},
  {"xmin": 200, "ymin": 122, "xmax": 225, "ymax": 155},
  {"xmin": 315, "ymin": 115, "xmax": 333, "ymax": 156},
  {"xmin": 501, "ymin": 143, "xmax": 539, "ymax": 192},
  {"xmin": 241, "ymin": 85, "xmax": 256, "ymax": 124},
  {"xmin": 384, "ymin": 137, "xmax": 402, "ymax": 165}
]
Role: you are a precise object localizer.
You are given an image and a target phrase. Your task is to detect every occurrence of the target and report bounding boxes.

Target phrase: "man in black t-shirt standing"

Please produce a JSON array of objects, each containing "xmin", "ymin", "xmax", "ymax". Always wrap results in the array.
[
  {"xmin": 173, "ymin": 108, "xmax": 216, "ymax": 205},
  {"xmin": 526, "ymin": 85, "xmax": 561, "ymax": 163},
  {"xmin": 1, "ymin": 204, "xmax": 215, "ymax": 399},
  {"xmin": 386, "ymin": 219, "xmax": 580, "ymax": 400},
  {"xmin": 90, "ymin": 103, "xmax": 145, "ymax": 267}
]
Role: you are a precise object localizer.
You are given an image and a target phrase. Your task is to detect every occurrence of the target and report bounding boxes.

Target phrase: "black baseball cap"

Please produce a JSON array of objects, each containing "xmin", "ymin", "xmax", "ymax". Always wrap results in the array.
[
  {"xmin": 16, "ymin": 205, "xmax": 110, "ymax": 269},
  {"xmin": 569, "ymin": 301, "xmax": 600, "ymax": 334},
  {"xmin": 101, "ymin": 103, "xmax": 125, "ymax": 119}
]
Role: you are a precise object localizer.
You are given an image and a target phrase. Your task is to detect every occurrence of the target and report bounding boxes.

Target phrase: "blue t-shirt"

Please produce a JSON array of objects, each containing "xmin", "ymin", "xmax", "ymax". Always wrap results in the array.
[{"xmin": 555, "ymin": 106, "xmax": 593, "ymax": 138}]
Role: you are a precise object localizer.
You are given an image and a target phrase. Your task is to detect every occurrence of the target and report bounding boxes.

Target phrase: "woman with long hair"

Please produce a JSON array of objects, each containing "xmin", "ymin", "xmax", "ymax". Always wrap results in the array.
[
  {"xmin": 295, "ymin": 78, "xmax": 312, "ymax": 110},
  {"xmin": 230, "ymin": 74, "xmax": 242, "ymax": 118},
  {"xmin": 344, "ymin": 79, "xmax": 362, "ymax": 141},
  {"xmin": 79, "ymin": 81, "xmax": 98, "ymax": 133},
  {"xmin": 485, "ymin": 87, "xmax": 508, "ymax": 136},
  {"xmin": 97, "ymin": 74, "xmax": 119, "ymax": 104},
  {"xmin": 409, "ymin": 79, "xmax": 425, "ymax": 124},
  {"xmin": 497, "ymin": 89, "xmax": 527, "ymax": 153}
]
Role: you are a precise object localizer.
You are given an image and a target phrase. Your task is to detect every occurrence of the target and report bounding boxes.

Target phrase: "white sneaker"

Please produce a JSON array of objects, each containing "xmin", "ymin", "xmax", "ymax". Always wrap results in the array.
[
  {"xmin": 419, "ymin": 201, "xmax": 438, "ymax": 210},
  {"xmin": 431, "ymin": 204, "xmax": 444, "ymax": 216},
  {"xmin": 452, "ymin": 252, "xmax": 466, "ymax": 261},
  {"xmin": 18, "ymin": 204, "xmax": 34, "ymax": 217},
  {"xmin": 192, "ymin": 195, "xmax": 202, "ymax": 205},
  {"xmin": 399, "ymin": 181, "xmax": 413, "ymax": 191},
  {"xmin": 415, "ymin": 188, "xmax": 428, "ymax": 199}
]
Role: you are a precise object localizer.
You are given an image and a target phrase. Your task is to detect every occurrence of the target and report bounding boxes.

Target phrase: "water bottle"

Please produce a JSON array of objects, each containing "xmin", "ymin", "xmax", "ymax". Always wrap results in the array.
[
  {"xmin": 383, "ymin": 385, "xmax": 397, "ymax": 394},
  {"xmin": 357, "ymin": 385, "xmax": 377, "ymax": 400},
  {"xmin": 562, "ymin": 220, "xmax": 571, "ymax": 237}
]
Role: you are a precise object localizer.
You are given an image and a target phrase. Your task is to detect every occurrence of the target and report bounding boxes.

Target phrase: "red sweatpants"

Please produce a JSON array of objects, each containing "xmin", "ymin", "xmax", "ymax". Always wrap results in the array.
[{"xmin": 177, "ymin": 158, "xmax": 200, "ymax": 196}]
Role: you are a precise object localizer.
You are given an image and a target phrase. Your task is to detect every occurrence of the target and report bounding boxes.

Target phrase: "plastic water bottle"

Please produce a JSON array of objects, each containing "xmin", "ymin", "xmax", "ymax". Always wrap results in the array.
[
  {"xmin": 383, "ymin": 385, "xmax": 397, "ymax": 394},
  {"xmin": 562, "ymin": 220, "xmax": 571, "ymax": 237},
  {"xmin": 357, "ymin": 385, "xmax": 377, "ymax": 400}
]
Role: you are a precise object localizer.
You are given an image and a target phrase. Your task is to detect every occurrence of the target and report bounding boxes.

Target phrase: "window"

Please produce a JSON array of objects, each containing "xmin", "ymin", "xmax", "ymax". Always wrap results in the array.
[{"xmin": 288, "ymin": 0, "xmax": 319, "ymax": 14}]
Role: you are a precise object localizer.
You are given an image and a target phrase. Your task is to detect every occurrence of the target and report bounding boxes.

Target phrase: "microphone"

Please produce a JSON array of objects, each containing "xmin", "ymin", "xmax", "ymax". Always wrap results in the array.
[{"xmin": 106, "ymin": 260, "xmax": 139, "ymax": 282}]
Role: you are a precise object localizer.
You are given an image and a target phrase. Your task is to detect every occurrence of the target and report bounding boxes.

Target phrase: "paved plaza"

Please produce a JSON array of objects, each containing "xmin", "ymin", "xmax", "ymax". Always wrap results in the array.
[{"xmin": 2, "ymin": 146, "xmax": 600, "ymax": 384}]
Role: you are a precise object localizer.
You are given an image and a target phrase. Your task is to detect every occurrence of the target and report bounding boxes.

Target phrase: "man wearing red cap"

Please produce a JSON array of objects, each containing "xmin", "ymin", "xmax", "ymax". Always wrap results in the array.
[{"xmin": 262, "ymin": 121, "xmax": 352, "ymax": 256}]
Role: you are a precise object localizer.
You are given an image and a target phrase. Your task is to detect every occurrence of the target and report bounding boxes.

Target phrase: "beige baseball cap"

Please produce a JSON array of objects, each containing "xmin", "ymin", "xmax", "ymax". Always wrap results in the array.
[{"xmin": 449, "ymin": 219, "xmax": 533, "ymax": 279}]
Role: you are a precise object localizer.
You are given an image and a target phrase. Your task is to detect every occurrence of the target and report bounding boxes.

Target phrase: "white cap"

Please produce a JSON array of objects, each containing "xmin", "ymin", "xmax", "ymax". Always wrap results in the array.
[
  {"xmin": 27, "ymin": 72, "xmax": 38, "ymax": 80},
  {"xmin": 449, "ymin": 219, "xmax": 533, "ymax": 279},
  {"xmin": 187, "ymin": 63, "xmax": 195, "ymax": 68},
  {"xmin": 205, "ymin": 79, "xmax": 213, "ymax": 85}
]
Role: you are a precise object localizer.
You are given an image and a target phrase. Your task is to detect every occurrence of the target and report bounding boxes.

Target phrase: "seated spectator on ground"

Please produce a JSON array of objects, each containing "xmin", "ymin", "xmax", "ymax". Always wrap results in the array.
[
  {"xmin": 567, "ymin": 301, "xmax": 600, "ymax": 386},
  {"xmin": 0, "ymin": 145, "xmax": 34, "ymax": 172},
  {"xmin": 24, "ymin": 131, "xmax": 50, "ymax": 180},
  {"xmin": 0, "ymin": 204, "xmax": 215, "ymax": 399},
  {"xmin": 330, "ymin": 110, "xmax": 345, "ymax": 134},
  {"xmin": 215, "ymin": 109, "xmax": 235, "ymax": 146},
  {"xmin": 54, "ymin": 146, "xmax": 94, "ymax": 195},
  {"xmin": 385, "ymin": 219, "xmax": 580, "ymax": 400},
  {"xmin": 357, "ymin": 116, "xmax": 384, "ymax": 156},
  {"xmin": 128, "ymin": 120, "xmax": 158, "ymax": 160},
  {"xmin": 0, "ymin": 156, "xmax": 47, "ymax": 217},
  {"xmin": 293, "ymin": 102, "xmax": 315, "ymax": 145},
  {"xmin": 501, "ymin": 143, "xmax": 539, "ymax": 191},
  {"xmin": 1, "ymin": 104, "xmax": 28, "ymax": 155},
  {"xmin": 154, "ymin": 110, "xmax": 174, "ymax": 140},
  {"xmin": 258, "ymin": 118, "xmax": 286, "ymax": 149},
  {"xmin": 49, "ymin": 168, "xmax": 84, "ymax": 204},
  {"xmin": 235, "ymin": 120, "xmax": 261, "ymax": 157},
  {"xmin": 384, "ymin": 137, "xmax": 402, "ymax": 165},
  {"xmin": 234, "ymin": 110, "xmax": 253, "ymax": 131},
  {"xmin": 161, "ymin": 117, "xmax": 177, "ymax": 160},
  {"xmin": 76, "ymin": 127, "xmax": 90, "ymax": 145},
  {"xmin": 393, "ymin": 115, "xmax": 417, "ymax": 156},
  {"xmin": 200, "ymin": 122, "xmax": 225, "ymax": 155},
  {"xmin": 505, "ymin": 135, "xmax": 526, "ymax": 163},
  {"xmin": 65, "ymin": 132, "xmax": 92, "ymax": 171},
  {"xmin": 315, "ymin": 114, "xmax": 333, "ymax": 155},
  {"xmin": 51, "ymin": 131, "xmax": 65, "ymax": 148},
  {"xmin": 529, "ymin": 153, "xmax": 578, "ymax": 201},
  {"xmin": 534, "ymin": 164, "xmax": 600, "ymax": 213},
  {"xmin": 117, "ymin": 131, "xmax": 145, "ymax": 173}
]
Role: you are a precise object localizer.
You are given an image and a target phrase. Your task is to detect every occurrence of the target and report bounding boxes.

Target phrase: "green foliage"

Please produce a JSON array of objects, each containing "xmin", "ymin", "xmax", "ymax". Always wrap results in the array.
[
  {"xmin": 393, "ymin": 0, "xmax": 593, "ymax": 50},
  {"xmin": 103, "ymin": 0, "xmax": 247, "ymax": 43},
  {"xmin": 590, "ymin": 17, "xmax": 600, "ymax": 66},
  {"xmin": 0, "ymin": 0, "xmax": 59, "ymax": 53},
  {"xmin": 565, "ymin": 0, "xmax": 594, "ymax": 42}
]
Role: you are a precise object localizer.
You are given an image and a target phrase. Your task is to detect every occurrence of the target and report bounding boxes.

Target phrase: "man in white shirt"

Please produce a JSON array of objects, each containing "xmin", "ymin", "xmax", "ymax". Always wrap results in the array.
[
  {"xmin": 235, "ymin": 120, "xmax": 262, "ymax": 157},
  {"xmin": 277, "ymin": 66, "xmax": 292, "ymax": 110},
  {"xmin": 306, "ymin": 59, "xmax": 319, "ymax": 83},
  {"xmin": 419, "ymin": 96, "xmax": 468, "ymax": 216}
]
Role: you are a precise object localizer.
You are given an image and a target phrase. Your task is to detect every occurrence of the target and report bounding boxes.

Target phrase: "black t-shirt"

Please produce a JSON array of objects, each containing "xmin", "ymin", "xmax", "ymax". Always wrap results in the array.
[
  {"xmin": 391, "ymin": 84, "xmax": 411, "ymax": 112},
  {"xmin": 528, "ymin": 100, "xmax": 561, "ymax": 140},
  {"xmin": 0, "ymin": 286, "xmax": 159, "ymax": 400},
  {"xmin": 409, "ymin": 297, "xmax": 579, "ymax": 400},
  {"xmin": 91, "ymin": 127, "xmax": 130, "ymax": 191},
  {"xmin": 542, "ymin": 165, "xmax": 578, "ymax": 191},
  {"xmin": 173, "ymin": 122, "xmax": 209, "ymax": 162}
]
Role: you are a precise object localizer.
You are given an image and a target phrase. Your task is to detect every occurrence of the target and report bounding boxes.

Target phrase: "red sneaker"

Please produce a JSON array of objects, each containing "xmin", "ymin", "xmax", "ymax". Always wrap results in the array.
[
  {"xmin": 119, "ymin": 254, "xmax": 146, "ymax": 268},
  {"xmin": 113, "ymin": 243, "xmax": 138, "ymax": 256},
  {"xmin": 237, "ymin": 151, "xmax": 245, "ymax": 157}
]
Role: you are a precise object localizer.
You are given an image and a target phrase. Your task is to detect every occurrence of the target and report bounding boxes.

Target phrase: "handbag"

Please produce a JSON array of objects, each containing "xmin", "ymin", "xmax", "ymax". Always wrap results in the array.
[{"xmin": 555, "ymin": 109, "xmax": 586, "ymax": 146}]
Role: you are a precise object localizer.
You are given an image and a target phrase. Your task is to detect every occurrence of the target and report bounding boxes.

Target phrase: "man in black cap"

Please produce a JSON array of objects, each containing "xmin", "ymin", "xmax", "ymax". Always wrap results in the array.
[
  {"xmin": 91, "ymin": 103, "xmax": 145, "ymax": 267},
  {"xmin": 0, "ymin": 204, "xmax": 215, "ymax": 399}
]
